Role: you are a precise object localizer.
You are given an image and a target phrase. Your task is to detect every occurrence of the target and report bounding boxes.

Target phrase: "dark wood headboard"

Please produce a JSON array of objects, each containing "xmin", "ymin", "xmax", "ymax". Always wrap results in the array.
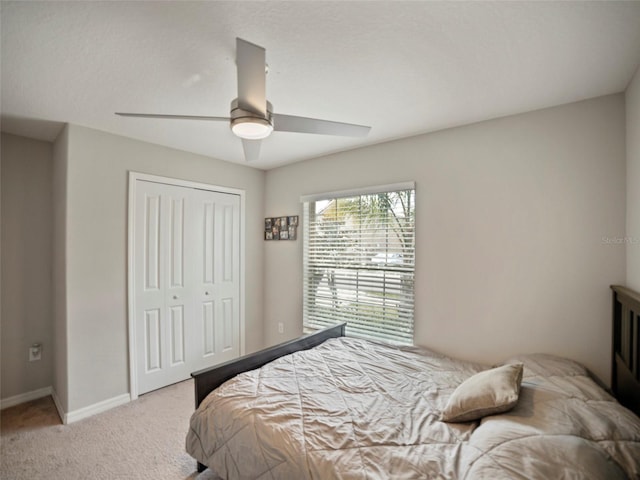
[{"xmin": 611, "ymin": 285, "xmax": 640, "ymax": 416}]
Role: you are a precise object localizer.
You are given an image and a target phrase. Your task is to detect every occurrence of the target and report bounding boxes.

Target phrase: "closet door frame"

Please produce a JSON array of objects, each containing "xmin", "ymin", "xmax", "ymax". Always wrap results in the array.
[{"xmin": 127, "ymin": 171, "xmax": 246, "ymax": 400}]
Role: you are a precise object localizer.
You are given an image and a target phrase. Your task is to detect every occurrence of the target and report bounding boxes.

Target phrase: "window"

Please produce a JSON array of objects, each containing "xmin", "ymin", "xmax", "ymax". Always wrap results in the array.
[{"xmin": 302, "ymin": 183, "xmax": 415, "ymax": 344}]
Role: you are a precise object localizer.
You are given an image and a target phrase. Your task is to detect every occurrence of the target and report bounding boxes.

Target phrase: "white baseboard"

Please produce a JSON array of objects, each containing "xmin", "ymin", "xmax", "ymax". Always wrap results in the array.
[
  {"xmin": 64, "ymin": 393, "xmax": 131, "ymax": 424},
  {"xmin": 50, "ymin": 388, "xmax": 66, "ymax": 423},
  {"xmin": 1, "ymin": 386, "xmax": 131, "ymax": 424},
  {"xmin": 0, "ymin": 386, "xmax": 53, "ymax": 410}
]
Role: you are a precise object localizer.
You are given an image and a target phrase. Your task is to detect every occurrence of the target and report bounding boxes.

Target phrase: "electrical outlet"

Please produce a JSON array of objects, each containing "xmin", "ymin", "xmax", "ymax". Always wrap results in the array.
[
  {"xmin": 29, "ymin": 345, "xmax": 42, "ymax": 362},
  {"xmin": 278, "ymin": 322, "xmax": 284, "ymax": 334}
]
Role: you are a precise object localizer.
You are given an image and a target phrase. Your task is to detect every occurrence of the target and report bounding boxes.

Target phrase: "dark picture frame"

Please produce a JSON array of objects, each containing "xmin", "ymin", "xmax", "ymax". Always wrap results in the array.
[{"xmin": 265, "ymin": 215, "xmax": 298, "ymax": 240}]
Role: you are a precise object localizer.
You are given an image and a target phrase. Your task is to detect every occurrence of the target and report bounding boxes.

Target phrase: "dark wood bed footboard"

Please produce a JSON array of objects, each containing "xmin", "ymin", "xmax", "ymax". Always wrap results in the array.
[
  {"xmin": 191, "ymin": 323, "xmax": 346, "ymax": 408},
  {"xmin": 611, "ymin": 285, "xmax": 640, "ymax": 416},
  {"xmin": 190, "ymin": 323, "xmax": 346, "ymax": 473}
]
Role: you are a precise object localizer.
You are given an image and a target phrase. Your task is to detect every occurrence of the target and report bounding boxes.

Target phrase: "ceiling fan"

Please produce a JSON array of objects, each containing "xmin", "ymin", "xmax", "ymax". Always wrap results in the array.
[{"xmin": 116, "ymin": 38, "xmax": 371, "ymax": 162}]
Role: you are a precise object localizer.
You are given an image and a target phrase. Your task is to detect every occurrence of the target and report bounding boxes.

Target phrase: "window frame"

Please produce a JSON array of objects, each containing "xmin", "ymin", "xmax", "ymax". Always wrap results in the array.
[{"xmin": 301, "ymin": 182, "xmax": 416, "ymax": 345}]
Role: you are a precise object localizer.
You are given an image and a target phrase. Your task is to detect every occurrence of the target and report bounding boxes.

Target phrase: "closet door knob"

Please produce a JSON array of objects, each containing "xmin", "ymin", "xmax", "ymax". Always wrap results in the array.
[
  {"xmin": 173, "ymin": 295, "xmax": 179, "ymax": 300},
  {"xmin": 205, "ymin": 291, "xmax": 210, "ymax": 296}
]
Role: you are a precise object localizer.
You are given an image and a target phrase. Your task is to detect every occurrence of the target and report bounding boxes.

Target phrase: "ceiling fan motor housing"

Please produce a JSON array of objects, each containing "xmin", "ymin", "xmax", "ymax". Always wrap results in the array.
[{"xmin": 230, "ymin": 98, "xmax": 274, "ymax": 139}]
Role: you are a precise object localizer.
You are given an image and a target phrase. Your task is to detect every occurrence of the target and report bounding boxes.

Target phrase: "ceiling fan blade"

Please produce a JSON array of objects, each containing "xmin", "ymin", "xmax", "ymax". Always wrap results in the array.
[
  {"xmin": 236, "ymin": 38, "xmax": 267, "ymax": 116},
  {"xmin": 116, "ymin": 113, "xmax": 230, "ymax": 121},
  {"xmin": 241, "ymin": 139, "xmax": 261, "ymax": 162},
  {"xmin": 272, "ymin": 114, "xmax": 371, "ymax": 137}
]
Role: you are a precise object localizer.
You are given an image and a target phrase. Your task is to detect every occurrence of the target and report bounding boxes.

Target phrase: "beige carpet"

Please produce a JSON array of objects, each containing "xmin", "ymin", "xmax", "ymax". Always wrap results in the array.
[{"xmin": 1, "ymin": 380, "xmax": 220, "ymax": 479}]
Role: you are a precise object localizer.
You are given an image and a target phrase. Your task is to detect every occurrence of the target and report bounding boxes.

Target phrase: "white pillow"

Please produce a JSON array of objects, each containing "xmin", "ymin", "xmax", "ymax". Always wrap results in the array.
[
  {"xmin": 501, "ymin": 354, "xmax": 587, "ymax": 378},
  {"xmin": 441, "ymin": 363, "xmax": 524, "ymax": 422}
]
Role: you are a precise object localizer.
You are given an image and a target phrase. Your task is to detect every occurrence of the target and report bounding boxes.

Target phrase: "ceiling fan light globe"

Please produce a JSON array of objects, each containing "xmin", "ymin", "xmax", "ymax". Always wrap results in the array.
[{"xmin": 231, "ymin": 118, "xmax": 273, "ymax": 139}]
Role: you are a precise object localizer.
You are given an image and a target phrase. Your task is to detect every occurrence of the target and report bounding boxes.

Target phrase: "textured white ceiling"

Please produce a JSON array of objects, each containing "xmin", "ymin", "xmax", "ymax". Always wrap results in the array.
[{"xmin": 2, "ymin": 1, "xmax": 640, "ymax": 170}]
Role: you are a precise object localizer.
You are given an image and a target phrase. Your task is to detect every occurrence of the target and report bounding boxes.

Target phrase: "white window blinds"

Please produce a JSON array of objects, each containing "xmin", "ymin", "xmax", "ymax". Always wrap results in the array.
[{"xmin": 303, "ymin": 184, "xmax": 415, "ymax": 345}]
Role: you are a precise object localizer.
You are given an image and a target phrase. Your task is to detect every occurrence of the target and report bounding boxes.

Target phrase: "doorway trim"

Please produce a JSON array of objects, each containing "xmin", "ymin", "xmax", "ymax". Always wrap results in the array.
[{"xmin": 127, "ymin": 171, "xmax": 246, "ymax": 400}]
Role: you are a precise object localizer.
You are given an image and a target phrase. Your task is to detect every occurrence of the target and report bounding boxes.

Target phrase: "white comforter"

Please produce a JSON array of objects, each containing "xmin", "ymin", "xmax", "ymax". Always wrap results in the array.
[{"xmin": 186, "ymin": 337, "xmax": 640, "ymax": 479}]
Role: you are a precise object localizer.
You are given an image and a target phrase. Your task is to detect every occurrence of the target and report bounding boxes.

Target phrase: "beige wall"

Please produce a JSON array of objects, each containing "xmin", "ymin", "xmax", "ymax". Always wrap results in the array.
[
  {"xmin": 264, "ymin": 95, "xmax": 626, "ymax": 384},
  {"xmin": 52, "ymin": 126, "xmax": 69, "ymax": 411},
  {"xmin": 62, "ymin": 125, "xmax": 265, "ymax": 411},
  {"xmin": 1, "ymin": 133, "xmax": 53, "ymax": 400},
  {"xmin": 626, "ymin": 66, "xmax": 640, "ymax": 291}
]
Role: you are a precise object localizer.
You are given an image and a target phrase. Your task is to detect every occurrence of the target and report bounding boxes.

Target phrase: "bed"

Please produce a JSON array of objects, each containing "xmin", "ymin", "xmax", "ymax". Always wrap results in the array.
[{"xmin": 186, "ymin": 286, "xmax": 640, "ymax": 479}]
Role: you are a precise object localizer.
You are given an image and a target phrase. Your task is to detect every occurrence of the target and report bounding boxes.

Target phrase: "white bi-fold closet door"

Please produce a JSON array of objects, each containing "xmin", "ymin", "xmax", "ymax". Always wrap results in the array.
[{"xmin": 133, "ymin": 179, "xmax": 240, "ymax": 395}]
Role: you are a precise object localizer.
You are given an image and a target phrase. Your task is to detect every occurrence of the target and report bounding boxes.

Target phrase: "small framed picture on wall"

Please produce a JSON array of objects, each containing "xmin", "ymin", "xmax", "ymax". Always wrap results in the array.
[{"xmin": 265, "ymin": 215, "xmax": 298, "ymax": 240}]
